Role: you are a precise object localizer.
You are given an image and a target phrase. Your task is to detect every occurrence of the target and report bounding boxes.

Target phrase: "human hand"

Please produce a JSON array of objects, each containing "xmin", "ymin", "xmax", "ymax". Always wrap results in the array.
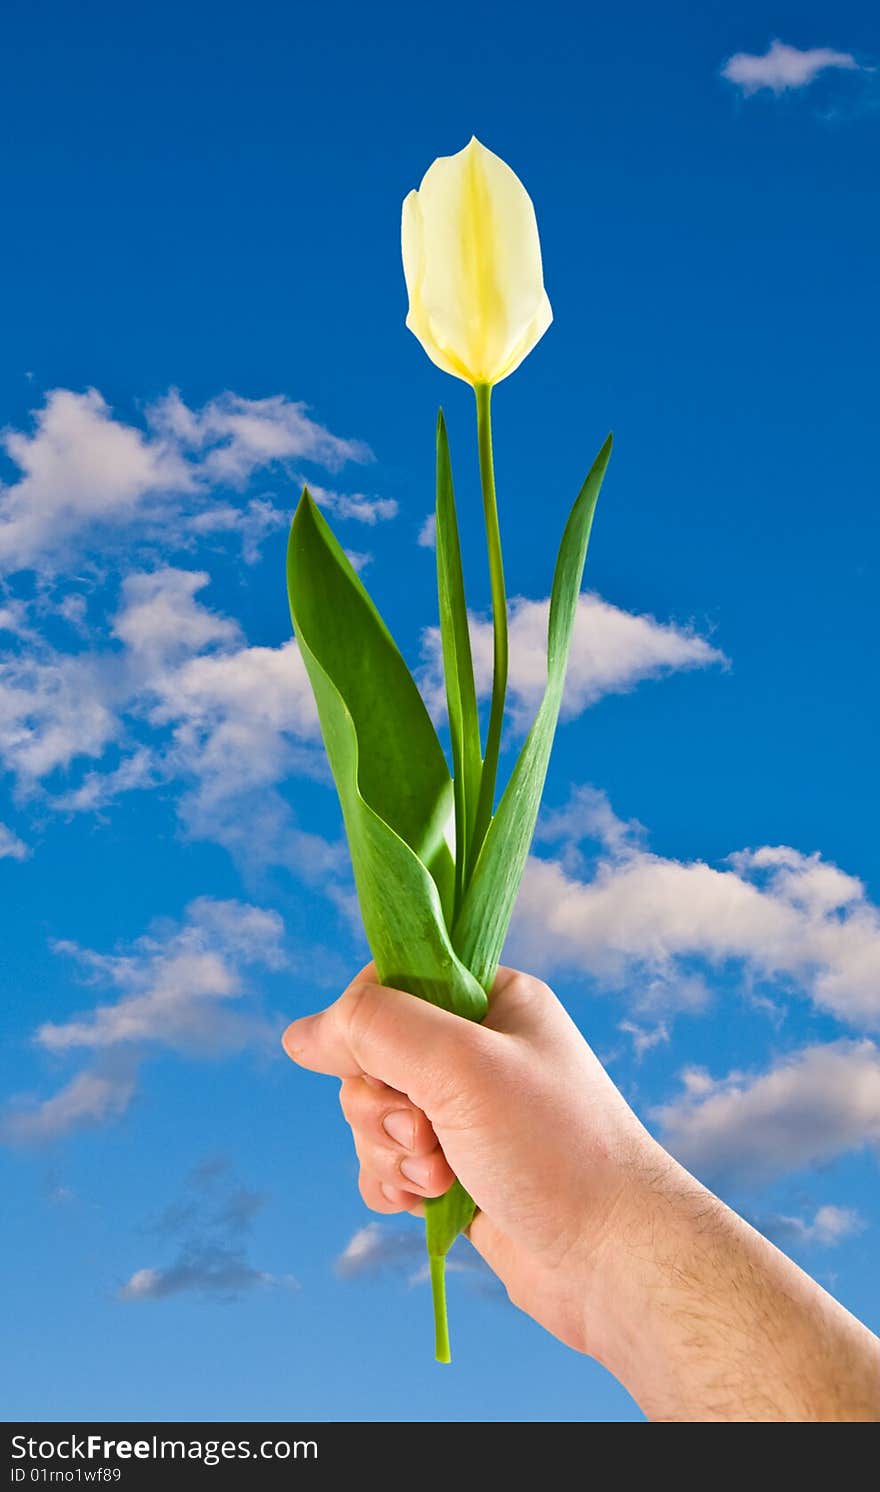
[
  {"xmin": 282, "ymin": 962, "xmax": 658, "ymax": 1353},
  {"xmin": 283, "ymin": 964, "xmax": 880, "ymax": 1420}
]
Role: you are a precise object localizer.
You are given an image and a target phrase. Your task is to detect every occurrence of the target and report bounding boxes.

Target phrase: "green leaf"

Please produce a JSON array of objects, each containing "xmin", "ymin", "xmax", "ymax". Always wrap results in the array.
[
  {"xmin": 435, "ymin": 410, "xmax": 482, "ymax": 916},
  {"xmin": 287, "ymin": 490, "xmax": 487, "ymax": 1021},
  {"xmin": 426, "ymin": 1179, "xmax": 476, "ymax": 1259},
  {"xmin": 453, "ymin": 434, "xmax": 613, "ymax": 987}
]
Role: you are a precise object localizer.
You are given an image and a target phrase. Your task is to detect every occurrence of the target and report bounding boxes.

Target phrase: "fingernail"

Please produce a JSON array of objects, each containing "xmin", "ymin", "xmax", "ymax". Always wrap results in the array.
[
  {"xmin": 400, "ymin": 1155, "xmax": 432, "ymax": 1189},
  {"xmin": 382, "ymin": 1110, "xmax": 415, "ymax": 1149},
  {"xmin": 381, "ymin": 1183, "xmax": 399, "ymax": 1202}
]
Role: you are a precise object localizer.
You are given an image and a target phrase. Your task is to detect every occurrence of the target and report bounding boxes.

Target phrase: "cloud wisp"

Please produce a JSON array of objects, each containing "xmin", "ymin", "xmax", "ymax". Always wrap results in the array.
[
  {"xmin": 722, "ymin": 40, "xmax": 860, "ymax": 96},
  {"xmin": 421, "ymin": 593, "xmax": 725, "ymax": 725},
  {"xmin": 336, "ymin": 1221, "xmax": 501, "ymax": 1296},
  {"xmin": 1, "ymin": 899, "xmax": 286, "ymax": 1144},
  {"xmin": 0, "ymin": 821, "xmax": 28, "ymax": 859},
  {"xmin": 40, "ymin": 897, "xmax": 286, "ymax": 1056},
  {"xmin": 120, "ymin": 1157, "xmax": 296, "ymax": 1301},
  {"xmin": 751, "ymin": 1204, "xmax": 865, "ymax": 1251},
  {"xmin": 653, "ymin": 1039, "xmax": 880, "ymax": 1189},
  {"xmin": 0, "ymin": 1059, "xmax": 138, "ymax": 1145}
]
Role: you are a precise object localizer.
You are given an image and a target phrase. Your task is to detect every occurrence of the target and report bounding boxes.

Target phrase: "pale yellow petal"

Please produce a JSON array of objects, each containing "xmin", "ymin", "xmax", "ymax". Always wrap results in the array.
[
  {"xmin": 400, "ymin": 189, "xmax": 423, "ymax": 306},
  {"xmin": 402, "ymin": 183, "xmax": 470, "ymax": 380},
  {"xmin": 401, "ymin": 137, "xmax": 550, "ymax": 386},
  {"xmin": 493, "ymin": 288, "xmax": 554, "ymax": 385}
]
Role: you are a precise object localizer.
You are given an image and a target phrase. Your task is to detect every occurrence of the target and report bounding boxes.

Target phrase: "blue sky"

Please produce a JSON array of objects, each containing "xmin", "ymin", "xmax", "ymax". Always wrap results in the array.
[{"xmin": 1, "ymin": 0, "xmax": 878, "ymax": 1423}]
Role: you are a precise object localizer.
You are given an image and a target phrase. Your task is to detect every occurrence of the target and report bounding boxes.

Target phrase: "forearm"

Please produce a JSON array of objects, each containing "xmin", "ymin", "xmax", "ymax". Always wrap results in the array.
[{"xmin": 583, "ymin": 1139, "xmax": 880, "ymax": 1422}]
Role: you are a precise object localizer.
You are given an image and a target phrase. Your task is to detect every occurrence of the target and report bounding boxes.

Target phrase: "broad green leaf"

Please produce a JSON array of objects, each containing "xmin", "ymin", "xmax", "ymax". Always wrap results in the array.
[
  {"xmin": 287, "ymin": 490, "xmax": 487, "ymax": 1021},
  {"xmin": 453, "ymin": 435, "xmax": 613, "ymax": 987},
  {"xmin": 435, "ymin": 410, "xmax": 482, "ymax": 916}
]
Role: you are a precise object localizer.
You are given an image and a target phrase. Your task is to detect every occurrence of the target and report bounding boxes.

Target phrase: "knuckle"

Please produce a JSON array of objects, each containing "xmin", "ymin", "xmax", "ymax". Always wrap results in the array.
[
  {"xmin": 365, "ymin": 1139, "xmax": 405, "ymax": 1181},
  {"xmin": 392, "ymin": 1150, "xmax": 448, "ymax": 1195},
  {"xmin": 358, "ymin": 1168, "xmax": 388, "ymax": 1212},
  {"xmin": 339, "ymin": 1076, "xmax": 379, "ymax": 1126},
  {"xmin": 505, "ymin": 970, "xmax": 550, "ymax": 1011},
  {"xmin": 409, "ymin": 1110, "xmax": 438, "ymax": 1154},
  {"xmin": 339, "ymin": 981, "xmax": 386, "ymax": 1069}
]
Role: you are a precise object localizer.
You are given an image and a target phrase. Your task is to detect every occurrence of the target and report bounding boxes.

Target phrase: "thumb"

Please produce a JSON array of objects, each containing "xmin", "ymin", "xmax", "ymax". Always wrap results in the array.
[{"xmin": 282, "ymin": 968, "xmax": 495, "ymax": 1117}]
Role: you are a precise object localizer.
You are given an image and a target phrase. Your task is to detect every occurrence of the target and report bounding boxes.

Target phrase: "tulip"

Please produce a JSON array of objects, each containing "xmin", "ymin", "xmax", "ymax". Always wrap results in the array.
[
  {"xmin": 401, "ymin": 137, "xmax": 552, "ymax": 388},
  {"xmin": 289, "ymin": 137, "xmax": 610, "ymax": 1362}
]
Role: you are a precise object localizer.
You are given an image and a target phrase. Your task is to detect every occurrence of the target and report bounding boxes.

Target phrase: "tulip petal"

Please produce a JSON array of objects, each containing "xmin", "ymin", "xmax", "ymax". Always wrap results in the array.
[
  {"xmin": 401, "ymin": 138, "xmax": 551, "ymax": 386},
  {"xmin": 493, "ymin": 287, "xmax": 554, "ymax": 385}
]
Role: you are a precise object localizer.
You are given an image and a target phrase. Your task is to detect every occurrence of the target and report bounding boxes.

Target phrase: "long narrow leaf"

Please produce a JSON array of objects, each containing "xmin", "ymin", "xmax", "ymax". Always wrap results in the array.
[
  {"xmin": 452, "ymin": 435, "xmax": 613, "ymax": 986},
  {"xmin": 435, "ymin": 410, "xmax": 482, "ymax": 913},
  {"xmin": 287, "ymin": 491, "xmax": 487, "ymax": 1020}
]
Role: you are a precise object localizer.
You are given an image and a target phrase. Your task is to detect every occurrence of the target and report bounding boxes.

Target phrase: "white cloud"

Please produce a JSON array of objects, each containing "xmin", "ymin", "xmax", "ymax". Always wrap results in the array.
[
  {"xmin": 0, "ymin": 1061, "xmax": 137, "ymax": 1144},
  {"xmin": 306, "ymin": 483, "xmax": 398, "ymax": 525},
  {"xmin": 113, "ymin": 568, "xmax": 241, "ymax": 662},
  {"xmin": 538, "ymin": 783, "xmax": 645, "ymax": 858},
  {"xmin": 2, "ymin": 900, "xmax": 289, "ymax": 1146},
  {"xmin": 512, "ymin": 787, "xmax": 880, "ymax": 1029},
  {"xmin": 0, "ymin": 386, "xmax": 375, "ymax": 576},
  {"xmin": 754, "ymin": 1204, "xmax": 865, "ymax": 1249},
  {"xmin": 148, "ymin": 390, "xmax": 369, "ymax": 488},
  {"xmin": 1, "ymin": 565, "xmax": 337, "ymax": 876},
  {"xmin": 177, "ymin": 497, "xmax": 287, "ymax": 565},
  {"xmin": 0, "ymin": 389, "xmax": 192, "ymax": 575},
  {"xmin": 722, "ymin": 40, "xmax": 859, "ymax": 96},
  {"xmin": 653, "ymin": 1040, "xmax": 880, "ymax": 1188},
  {"xmin": 421, "ymin": 593, "xmax": 724, "ymax": 724},
  {"xmin": 38, "ymin": 897, "xmax": 286, "ymax": 1056},
  {"xmin": 0, "ymin": 821, "xmax": 28, "ymax": 859},
  {"xmin": 618, "ymin": 1018, "xmax": 669, "ymax": 1061},
  {"xmin": 796, "ymin": 1203, "xmax": 864, "ymax": 1244},
  {"xmin": 51, "ymin": 748, "xmax": 158, "ymax": 814},
  {"xmin": 125, "ymin": 578, "xmax": 331, "ymax": 869},
  {"xmin": 804, "ymin": 1203, "xmax": 864, "ymax": 1244},
  {"xmin": 0, "ymin": 597, "xmax": 33, "ymax": 636},
  {"xmin": 336, "ymin": 1222, "xmax": 426, "ymax": 1279},
  {"xmin": 0, "ymin": 646, "xmax": 121, "ymax": 785},
  {"xmin": 417, "ymin": 514, "xmax": 436, "ymax": 549}
]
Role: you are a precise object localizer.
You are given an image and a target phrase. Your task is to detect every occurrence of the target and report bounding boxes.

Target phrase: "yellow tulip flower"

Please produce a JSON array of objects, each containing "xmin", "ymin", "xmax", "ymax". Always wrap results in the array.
[{"xmin": 401, "ymin": 137, "xmax": 553, "ymax": 387}]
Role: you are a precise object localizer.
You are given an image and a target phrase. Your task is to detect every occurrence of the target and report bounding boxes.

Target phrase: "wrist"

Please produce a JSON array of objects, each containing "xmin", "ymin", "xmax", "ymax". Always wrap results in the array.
[
  {"xmin": 574, "ymin": 1135, "xmax": 880, "ymax": 1422},
  {"xmin": 576, "ymin": 1133, "xmax": 723, "ymax": 1394}
]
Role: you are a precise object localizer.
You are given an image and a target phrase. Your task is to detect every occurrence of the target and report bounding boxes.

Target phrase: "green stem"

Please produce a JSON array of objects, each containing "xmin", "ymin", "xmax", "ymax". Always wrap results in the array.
[
  {"xmin": 430, "ymin": 1255, "xmax": 451, "ymax": 1364},
  {"xmin": 469, "ymin": 382, "xmax": 507, "ymax": 874}
]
